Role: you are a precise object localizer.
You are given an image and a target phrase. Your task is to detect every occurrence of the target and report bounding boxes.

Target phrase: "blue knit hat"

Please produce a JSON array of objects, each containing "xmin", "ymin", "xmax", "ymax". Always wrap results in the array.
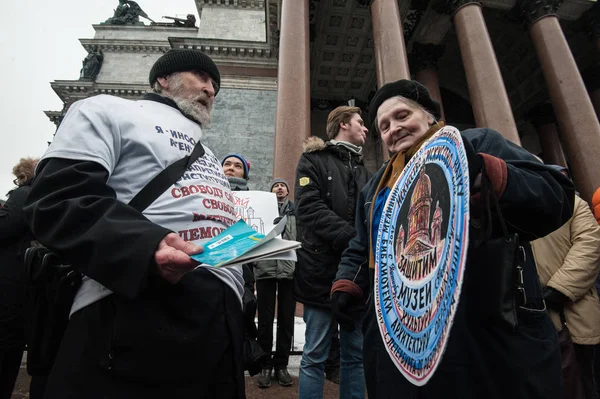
[{"xmin": 221, "ymin": 153, "xmax": 250, "ymax": 179}]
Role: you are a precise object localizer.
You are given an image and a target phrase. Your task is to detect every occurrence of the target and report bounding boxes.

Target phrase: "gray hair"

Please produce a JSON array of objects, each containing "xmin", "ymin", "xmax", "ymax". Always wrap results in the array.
[{"xmin": 374, "ymin": 95, "xmax": 437, "ymax": 134}]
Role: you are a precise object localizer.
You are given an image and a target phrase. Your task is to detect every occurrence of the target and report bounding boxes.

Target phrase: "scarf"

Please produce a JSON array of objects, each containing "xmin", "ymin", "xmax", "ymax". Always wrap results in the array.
[
  {"xmin": 330, "ymin": 139, "xmax": 363, "ymax": 155},
  {"xmin": 368, "ymin": 122, "xmax": 445, "ymax": 269},
  {"xmin": 227, "ymin": 176, "xmax": 249, "ymax": 191}
]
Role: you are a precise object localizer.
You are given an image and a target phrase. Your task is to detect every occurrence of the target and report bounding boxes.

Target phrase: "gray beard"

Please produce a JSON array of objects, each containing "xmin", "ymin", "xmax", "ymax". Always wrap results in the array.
[
  {"xmin": 172, "ymin": 96, "xmax": 211, "ymax": 127},
  {"xmin": 160, "ymin": 73, "xmax": 213, "ymax": 127}
]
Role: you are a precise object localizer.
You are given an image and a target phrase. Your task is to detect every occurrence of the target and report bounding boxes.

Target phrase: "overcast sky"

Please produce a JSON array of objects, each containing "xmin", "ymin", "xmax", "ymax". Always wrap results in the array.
[{"xmin": 0, "ymin": 0, "xmax": 198, "ymax": 200}]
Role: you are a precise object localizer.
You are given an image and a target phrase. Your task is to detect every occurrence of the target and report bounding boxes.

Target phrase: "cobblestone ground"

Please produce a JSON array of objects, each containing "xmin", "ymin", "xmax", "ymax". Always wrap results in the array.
[
  {"xmin": 11, "ymin": 364, "xmax": 341, "ymax": 399},
  {"xmin": 245, "ymin": 374, "xmax": 340, "ymax": 399}
]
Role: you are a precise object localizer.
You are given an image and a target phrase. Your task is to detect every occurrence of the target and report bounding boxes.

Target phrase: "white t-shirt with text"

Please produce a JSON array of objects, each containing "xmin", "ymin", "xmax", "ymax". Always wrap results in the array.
[{"xmin": 41, "ymin": 94, "xmax": 244, "ymax": 314}]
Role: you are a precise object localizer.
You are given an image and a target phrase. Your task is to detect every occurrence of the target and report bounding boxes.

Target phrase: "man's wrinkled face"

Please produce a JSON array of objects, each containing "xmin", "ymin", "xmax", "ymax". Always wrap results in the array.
[
  {"xmin": 162, "ymin": 71, "xmax": 217, "ymax": 126},
  {"xmin": 272, "ymin": 182, "xmax": 289, "ymax": 201},
  {"xmin": 223, "ymin": 157, "xmax": 245, "ymax": 178}
]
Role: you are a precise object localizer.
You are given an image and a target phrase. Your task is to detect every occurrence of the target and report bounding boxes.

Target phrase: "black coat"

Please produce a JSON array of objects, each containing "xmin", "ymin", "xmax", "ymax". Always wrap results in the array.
[
  {"xmin": 293, "ymin": 137, "xmax": 370, "ymax": 308},
  {"xmin": 0, "ymin": 184, "xmax": 33, "ymax": 349}
]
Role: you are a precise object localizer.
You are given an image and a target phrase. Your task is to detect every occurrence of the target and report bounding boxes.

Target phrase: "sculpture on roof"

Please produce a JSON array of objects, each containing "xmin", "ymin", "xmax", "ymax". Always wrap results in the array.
[
  {"xmin": 103, "ymin": 0, "xmax": 155, "ymax": 25},
  {"xmin": 80, "ymin": 49, "xmax": 104, "ymax": 81},
  {"xmin": 161, "ymin": 14, "xmax": 197, "ymax": 28}
]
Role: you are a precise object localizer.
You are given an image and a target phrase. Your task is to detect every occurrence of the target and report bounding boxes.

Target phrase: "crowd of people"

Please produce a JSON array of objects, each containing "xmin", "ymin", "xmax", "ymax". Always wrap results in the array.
[{"xmin": 1, "ymin": 49, "xmax": 600, "ymax": 399}]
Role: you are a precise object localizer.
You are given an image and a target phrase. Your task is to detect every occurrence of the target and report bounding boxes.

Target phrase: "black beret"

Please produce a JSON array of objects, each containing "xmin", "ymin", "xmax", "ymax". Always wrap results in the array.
[
  {"xmin": 368, "ymin": 79, "xmax": 441, "ymax": 123},
  {"xmin": 149, "ymin": 49, "xmax": 221, "ymax": 95}
]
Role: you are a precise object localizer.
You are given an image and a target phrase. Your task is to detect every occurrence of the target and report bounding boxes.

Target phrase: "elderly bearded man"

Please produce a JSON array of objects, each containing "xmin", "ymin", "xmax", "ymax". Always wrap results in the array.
[{"xmin": 23, "ymin": 50, "xmax": 246, "ymax": 399}]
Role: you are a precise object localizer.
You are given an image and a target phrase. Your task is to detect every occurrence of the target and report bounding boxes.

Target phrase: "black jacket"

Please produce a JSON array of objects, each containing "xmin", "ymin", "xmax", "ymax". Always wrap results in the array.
[
  {"xmin": 0, "ymin": 184, "xmax": 33, "ymax": 349},
  {"xmin": 293, "ymin": 137, "xmax": 370, "ymax": 308}
]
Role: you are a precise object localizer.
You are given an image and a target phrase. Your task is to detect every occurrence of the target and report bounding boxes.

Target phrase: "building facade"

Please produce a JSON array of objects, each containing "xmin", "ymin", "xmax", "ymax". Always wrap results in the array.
[{"xmin": 46, "ymin": 0, "xmax": 600, "ymax": 202}]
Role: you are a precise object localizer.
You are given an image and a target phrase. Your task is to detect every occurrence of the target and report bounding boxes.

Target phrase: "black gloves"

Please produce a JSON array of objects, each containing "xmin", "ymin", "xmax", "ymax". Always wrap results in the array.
[
  {"xmin": 543, "ymin": 286, "xmax": 569, "ymax": 311},
  {"xmin": 461, "ymin": 136, "xmax": 483, "ymax": 187},
  {"xmin": 273, "ymin": 216, "xmax": 283, "ymax": 225},
  {"xmin": 331, "ymin": 291, "xmax": 358, "ymax": 332}
]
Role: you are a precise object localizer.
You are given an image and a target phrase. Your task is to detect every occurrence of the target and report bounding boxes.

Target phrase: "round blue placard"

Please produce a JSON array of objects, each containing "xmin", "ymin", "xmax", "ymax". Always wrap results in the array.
[{"xmin": 374, "ymin": 126, "xmax": 470, "ymax": 386}]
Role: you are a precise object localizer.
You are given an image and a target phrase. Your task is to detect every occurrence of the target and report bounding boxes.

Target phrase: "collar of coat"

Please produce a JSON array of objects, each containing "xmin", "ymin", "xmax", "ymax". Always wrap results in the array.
[
  {"xmin": 278, "ymin": 198, "xmax": 295, "ymax": 215},
  {"xmin": 302, "ymin": 136, "xmax": 364, "ymax": 161}
]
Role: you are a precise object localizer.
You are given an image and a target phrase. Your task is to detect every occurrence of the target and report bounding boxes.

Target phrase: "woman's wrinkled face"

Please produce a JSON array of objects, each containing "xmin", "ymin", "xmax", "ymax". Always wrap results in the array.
[{"xmin": 377, "ymin": 97, "xmax": 434, "ymax": 154}]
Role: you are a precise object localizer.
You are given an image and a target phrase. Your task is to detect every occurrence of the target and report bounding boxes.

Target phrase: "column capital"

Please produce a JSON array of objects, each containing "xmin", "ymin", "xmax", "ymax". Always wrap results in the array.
[
  {"xmin": 432, "ymin": 0, "xmax": 481, "ymax": 16},
  {"xmin": 514, "ymin": 0, "xmax": 563, "ymax": 28},
  {"xmin": 409, "ymin": 43, "xmax": 445, "ymax": 72}
]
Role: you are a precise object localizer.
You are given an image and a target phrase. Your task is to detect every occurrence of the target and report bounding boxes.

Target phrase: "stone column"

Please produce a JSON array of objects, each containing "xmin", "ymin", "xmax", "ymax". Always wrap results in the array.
[
  {"xmin": 517, "ymin": 0, "xmax": 600, "ymax": 204},
  {"xmin": 371, "ymin": 0, "xmax": 410, "ymax": 160},
  {"xmin": 273, "ymin": 0, "xmax": 310, "ymax": 199},
  {"xmin": 434, "ymin": 1, "xmax": 520, "ymax": 144},
  {"xmin": 409, "ymin": 43, "xmax": 446, "ymax": 121},
  {"xmin": 530, "ymin": 103, "xmax": 568, "ymax": 167},
  {"xmin": 371, "ymin": 0, "xmax": 410, "ymax": 86}
]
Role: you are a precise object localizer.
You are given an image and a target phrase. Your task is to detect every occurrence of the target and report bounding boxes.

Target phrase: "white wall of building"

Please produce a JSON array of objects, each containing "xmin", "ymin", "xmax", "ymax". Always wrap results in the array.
[
  {"xmin": 197, "ymin": 8, "xmax": 266, "ymax": 42},
  {"xmin": 95, "ymin": 52, "xmax": 160, "ymax": 84}
]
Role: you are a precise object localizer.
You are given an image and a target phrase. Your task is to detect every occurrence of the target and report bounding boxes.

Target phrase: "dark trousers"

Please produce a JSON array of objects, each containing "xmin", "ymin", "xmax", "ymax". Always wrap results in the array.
[
  {"xmin": 43, "ymin": 269, "xmax": 245, "ymax": 399},
  {"xmin": 0, "ymin": 348, "xmax": 23, "ymax": 399},
  {"xmin": 574, "ymin": 344, "xmax": 599, "ymax": 399},
  {"xmin": 256, "ymin": 278, "xmax": 295, "ymax": 370}
]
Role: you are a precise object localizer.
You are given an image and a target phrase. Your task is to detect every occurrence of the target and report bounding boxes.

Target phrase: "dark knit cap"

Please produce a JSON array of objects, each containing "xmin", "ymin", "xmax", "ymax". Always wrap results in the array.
[
  {"xmin": 368, "ymin": 79, "xmax": 442, "ymax": 124},
  {"xmin": 149, "ymin": 49, "xmax": 221, "ymax": 94},
  {"xmin": 270, "ymin": 178, "xmax": 290, "ymax": 192}
]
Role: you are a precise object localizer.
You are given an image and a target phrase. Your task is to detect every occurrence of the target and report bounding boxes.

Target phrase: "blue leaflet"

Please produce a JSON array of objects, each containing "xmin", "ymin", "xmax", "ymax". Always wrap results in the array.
[{"xmin": 191, "ymin": 219, "xmax": 265, "ymax": 267}]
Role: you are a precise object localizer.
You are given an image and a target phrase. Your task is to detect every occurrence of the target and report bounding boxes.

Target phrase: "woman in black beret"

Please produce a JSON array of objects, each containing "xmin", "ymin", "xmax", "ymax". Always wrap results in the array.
[{"xmin": 330, "ymin": 80, "xmax": 574, "ymax": 398}]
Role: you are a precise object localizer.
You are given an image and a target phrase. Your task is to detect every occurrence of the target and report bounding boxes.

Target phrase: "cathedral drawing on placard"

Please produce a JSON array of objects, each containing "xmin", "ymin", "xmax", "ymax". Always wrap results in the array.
[
  {"xmin": 235, "ymin": 205, "xmax": 266, "ymax": 234},
  {"xmin": 395, "ymin": 168, "xmax": 444, "ymax": 281}
]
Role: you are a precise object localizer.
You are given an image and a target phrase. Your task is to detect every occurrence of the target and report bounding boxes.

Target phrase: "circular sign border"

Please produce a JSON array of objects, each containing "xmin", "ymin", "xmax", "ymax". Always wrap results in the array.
[{"xmin": 373, "ymin": 126, "xmax": 470, "ymax": 386}]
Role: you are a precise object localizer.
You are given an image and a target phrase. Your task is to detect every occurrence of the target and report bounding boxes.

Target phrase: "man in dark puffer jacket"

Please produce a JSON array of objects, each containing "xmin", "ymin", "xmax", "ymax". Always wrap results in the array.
[{"xmin": 294, "ymin": 106, "xmax": 370, "ymax": 398}]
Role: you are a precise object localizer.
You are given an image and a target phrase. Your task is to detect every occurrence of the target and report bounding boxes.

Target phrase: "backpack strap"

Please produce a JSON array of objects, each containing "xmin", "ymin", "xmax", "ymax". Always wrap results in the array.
[{"xmin": 127, "ymin": 141, "xmax": 206, "ymax": 213}]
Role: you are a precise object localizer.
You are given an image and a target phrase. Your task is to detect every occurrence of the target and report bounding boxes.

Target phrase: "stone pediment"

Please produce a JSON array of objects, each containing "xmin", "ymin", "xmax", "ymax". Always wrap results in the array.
[
  {"xmin": 81, "ymin": 39, "xmax": 170, "ymax": 53},
  {"xmin": 169, "ymin": 37, "xmax": 275, "ymax": 60},
  {"xmin": 50, "ymin": 81, "xmax": 149, "ymax": 104}
]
